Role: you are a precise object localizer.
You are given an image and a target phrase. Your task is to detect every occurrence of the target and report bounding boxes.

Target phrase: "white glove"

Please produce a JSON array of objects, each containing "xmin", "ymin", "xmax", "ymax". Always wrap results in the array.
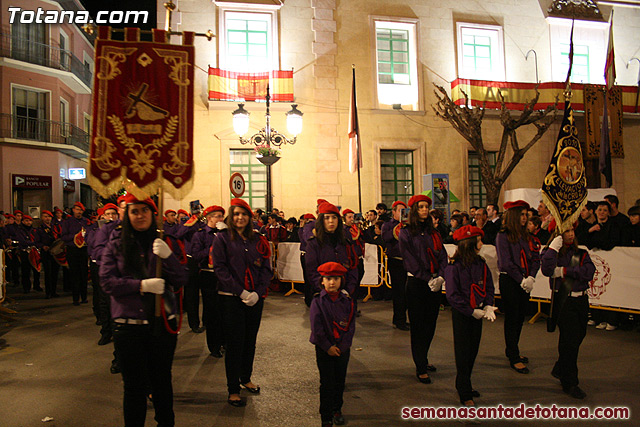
[
  {"xmin": 472, "ymin": 309, "xmax": 485, "ymax": 319},
  {"xmin": 140, "ymin": 278, "xmax": 165, "ymax": 294},
  {"xmin": 152, "ymin": 238, "xmax": 172, "ymax": 259},
  {"xmin": 428, "ymin": 276, "xmax": 445, "ymax": 292},
  {"xmin": 520, "ymin": 277, "xmax": 533, "ymax": 293},
  {"xmin": 552, "ymin": 267, "xmax": 565, "ymax": 278},
  {"xmin": 549, "ymin": 235, "xmax": 563, "ymax": 252},
  {"xmin": 216, "ymin": 221, "xmax": 228, "ymax": 230},
  {"xmin": 242, "ymin": 291, "xmax": 260, "ymax": 306},
  {"xmin": 483, "ymin": 305, "xmax": 497, "ymax": 322}
]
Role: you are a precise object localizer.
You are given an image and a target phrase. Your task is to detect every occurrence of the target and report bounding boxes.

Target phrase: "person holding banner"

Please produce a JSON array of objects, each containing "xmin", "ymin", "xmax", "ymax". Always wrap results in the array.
[
  {"xmin": 100, "ymin": 194, "xmax": 187, "ymax": 426},
  {"xmin": 541, "ymin": 229, "xmax": 595, "ymax": 399},
  {"xmin": 445, "ymin": 225, "xmax": 496, "ymax": 406},
  {"xmin": 211, "ymin": 198, "xmax": 272, "ymax": 407},
  {"xmin": 496, "ymin": 200, "xmax": 540, "ymax": 374},
  {"xmin": 398, "ymin": 195, "xmax": 448, "ymax": 384}
]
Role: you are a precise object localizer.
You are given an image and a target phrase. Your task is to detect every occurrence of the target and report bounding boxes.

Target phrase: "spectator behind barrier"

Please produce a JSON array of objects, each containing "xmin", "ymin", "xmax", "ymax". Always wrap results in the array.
[{"xmin": 581, "ymin": 201, "xmax": 621, "ymax": 250}]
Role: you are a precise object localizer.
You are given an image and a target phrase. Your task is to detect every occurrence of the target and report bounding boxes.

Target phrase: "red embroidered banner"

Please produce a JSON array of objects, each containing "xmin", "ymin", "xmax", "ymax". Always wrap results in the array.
[
  {"xmin": 89, "ymin": 27, "xmax": 195, "ymax": 199},
  {"xmin": 208, "ymin": 68, "xmax": 293, "ymax": 102}
]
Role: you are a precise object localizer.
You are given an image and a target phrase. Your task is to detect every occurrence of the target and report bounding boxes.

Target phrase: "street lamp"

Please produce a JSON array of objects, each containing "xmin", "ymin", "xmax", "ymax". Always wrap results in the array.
[{"xmin": 232, "ymin": 85, "xmax": 303, "ymax": 212}]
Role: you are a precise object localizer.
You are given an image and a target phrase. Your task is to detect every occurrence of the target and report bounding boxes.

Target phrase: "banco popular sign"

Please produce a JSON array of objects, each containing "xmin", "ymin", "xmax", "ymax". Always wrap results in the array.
[{"xmin": 12, "ymin": 174, "xmax": 52, "ymax": 189}]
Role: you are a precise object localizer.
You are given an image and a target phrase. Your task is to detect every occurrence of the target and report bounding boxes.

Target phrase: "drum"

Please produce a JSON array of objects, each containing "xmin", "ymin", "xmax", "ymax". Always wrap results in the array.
[{"xmin": 49, "ymin": 239, "xmax": 65, "ymax": 256}]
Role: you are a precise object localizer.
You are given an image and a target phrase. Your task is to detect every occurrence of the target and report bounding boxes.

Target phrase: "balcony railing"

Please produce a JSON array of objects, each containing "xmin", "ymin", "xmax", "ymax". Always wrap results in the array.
[
  {"xmin": 0, "ymin": 113, "xmax": 90, "ymax": 153},
  {"xmin": 0, "ymin": 33, "xmax": 92, "ymax": 87}
]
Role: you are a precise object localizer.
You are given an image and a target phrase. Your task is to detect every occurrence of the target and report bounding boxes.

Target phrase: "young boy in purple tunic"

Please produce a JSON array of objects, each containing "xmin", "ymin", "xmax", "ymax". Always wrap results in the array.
[
  {"xmin": 445, "ymin": 225, "xmax": 496, "ymax": 406},
  {"xmin": 310, "ymin": 262, "xmax": 356, "ymax": 427}
]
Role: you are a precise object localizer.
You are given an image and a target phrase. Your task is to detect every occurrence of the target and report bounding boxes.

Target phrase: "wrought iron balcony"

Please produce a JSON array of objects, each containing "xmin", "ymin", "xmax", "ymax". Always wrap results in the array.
[
  {"xmin": 0, "ymin": 32, "xmax": 92, "ymax": 88},
  {"xmin": 0, "ymin": 113, "xmax": 90, "ymax": 155}
]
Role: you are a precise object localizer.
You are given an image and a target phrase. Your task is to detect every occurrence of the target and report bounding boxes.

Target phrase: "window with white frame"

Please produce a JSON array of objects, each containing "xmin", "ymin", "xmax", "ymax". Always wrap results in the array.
[
  {"xmin": 60, "ymin": 98, "xmax": 69, "ymax": 137},
  {"xmin": 12, "ymin": 87, "xmax": 48, "ymax": 141},
  {"xmin": 456, "ymin": 23, "xmax": 505, "ymax": 81},
  {"xmin": 548, "ymin": 18, "xmax": 607, "ymax": 84},
  {"xmin": 217, "ymin": 3, "xmax": 279, "ymax": 72},
  {"xmin": 373, "ymin": 18, "xmax": 419, "ymax": 109}
]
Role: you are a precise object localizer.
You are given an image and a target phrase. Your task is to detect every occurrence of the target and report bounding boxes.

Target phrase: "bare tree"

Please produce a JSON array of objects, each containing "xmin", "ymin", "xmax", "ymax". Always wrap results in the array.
[{"xmin": 432, "ymin": 84, "xmax": 558, "ymax": 205}]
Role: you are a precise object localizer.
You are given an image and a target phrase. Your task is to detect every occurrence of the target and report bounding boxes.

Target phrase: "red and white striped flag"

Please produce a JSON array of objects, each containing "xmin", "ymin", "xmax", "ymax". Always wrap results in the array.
[
  {"xmin": 605, "ymin": 16, "xmax": 616, "ymax": 90},
  {"xmin": 348, "ymin": 68, "xmax": 362, "ymax": 174}
]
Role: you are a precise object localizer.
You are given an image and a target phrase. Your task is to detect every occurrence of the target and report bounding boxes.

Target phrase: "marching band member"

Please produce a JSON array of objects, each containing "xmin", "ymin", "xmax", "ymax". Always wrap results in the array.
[
  {"xmin": 190, "ymin": 205, "xmax": 226, "ymax": 357},
  {"xmin": 342, "ymin": 209, "xmax": 365, "ymax": 299},
  {"xmin": 541, "ymin": 229, "xmax": 595, "ymax": 399},
  {"xmin": 15, "ymin": 214, "xmax": 41, "ymax": 293},
  {"xmin": 212, "ymin": 198, "xmax": 272, "ymax": 407},
  {"xmin": 496, "ymin": 200, "xmax": 540, "ymax": 374},
  {"xmin": 299, "ymin": 212, "xmax": 317, "ymax": 306},
  {"xmin": 305, "ymin": 202, "xmax": 359, "ymax": 297},
  {"xmin": 398, "ymin": 195, "xmax": 447, "ymax": 384},
  {"xmin": 445, "ymin": 225, "xmax": 496, "ymax": 406},
  {"xmin": 382, "ymin": 200, "xmax": 409, "ymax": 330},
  {"xmin": 100, "ymin": 194, "xmax": 187, "ymax": 427},
  {"xmin": 61, "ymin": 202, "xmax": 91, "ymax": 305},
  {"xmin": 310, "ymin": 262, "xmax": 356, "ymax": 427},
  {"xmin": 34, "ymin": 210, "xmax": 59, "ymax": 298}
]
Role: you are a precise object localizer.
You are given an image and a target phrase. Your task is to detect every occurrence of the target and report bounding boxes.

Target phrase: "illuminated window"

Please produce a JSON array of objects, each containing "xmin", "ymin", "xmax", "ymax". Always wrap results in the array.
[
  {"xmin": 229, "ymin": 149, "xmax": 267, "ymax": 210},
  {"xmin": 381, "ymin": 150, "xmax": 413, "ymax": 207},
  {"xmin": 468, "ymin": 151, "xmax": 496, "ymax": 207},
  {"xmin": 456, "ymin": 23, "xmax": 505, "ymax": 81}
]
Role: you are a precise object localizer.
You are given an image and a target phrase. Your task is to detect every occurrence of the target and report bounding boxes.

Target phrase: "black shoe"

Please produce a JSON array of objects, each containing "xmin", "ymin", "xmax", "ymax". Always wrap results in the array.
[
  {"xmin": 34, "ymin": 287, "xmax": 43, "ymax": 292},
  {"xmin": 110, "ymin": 361, "xmax": 121, "ymax": 374},
  {"xmin": 210, "ymin": 348, "xmax": 223, "ymax": 358},
  {"xmin": 191, "ymin": 326, "xmax": 205, "ymax": 333},
  {"xmin": 240, "ymin": 383, "xmax": 261, "ymax": 394},
  {"xmin": 510, "ymin": 361, "xmax": 529, "ymax": 374},
  {"xmin": 52, "ymin": 293, "xmax": 60, "ymax": 298},
  {"xmin": 393, "ymin": 323, "xmax": 410, "ymax": 331},
  {"xmin": 471, "ymin": 390, "xmax": 480, "ymax": 398},
  {"xmin": 227, "ymin": 396, "xmax": 246, "ymax": 407},
  {"xmin": 322, "ymin": 422, "xmax": 333, "ymax": 427},
  {"xmin": 333, "ymin": 411, "xmax": 345, "ymax": 425},
  {"xmin": 355, "ymin": 310, "xmax": 361, "ymax": 317},
  {"xmin": 45, "ymin": 295, "xmax": 51, "ymax": 299},
  {"xmin": 519, "ymin": 356, "xmax": 529, "ymax": 364},
  {"xmin": 96, "ymin": 319, "xmax": 103, "ymax": 326},
  {"xmin": 98, "ymin": 334, "xmax": 112, "ymax": 346},
  {"xmin": 73, "ymin": 301, "xmax": 80, "ymax": 306},
  {"xmin": 563, "ymin": 385, "xmax": 586, "ymax": 399},
  {"xmin": 426, "ymin": 364, "xmax": 437, "ymax": 372},
  {"xmin": 551, "ymin": 367, "xmax": 562, "ymax": 380},
  {"xmin": 81, "ymin": 299, "xmax": 88, "ymax": 304},
  {"xmin": 416, "ymin": 373, "xmax": 431, "ymax": 384}
]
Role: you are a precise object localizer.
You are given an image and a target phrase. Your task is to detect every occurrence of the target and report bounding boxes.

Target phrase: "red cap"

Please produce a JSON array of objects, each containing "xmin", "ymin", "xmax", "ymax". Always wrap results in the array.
[
  {"xmin": 317, "ymin": 261, "xmax": 348, "ymax": 277},
  {"xmin": 117, "ymin": 195, "xmax": 127, "ymax": 205},
  {"xmin": 408, "ymin": 195, "xmax": 432, "ymax": 208},
  {"xmin": 22, "ymin": 214, "xmax": 33, "ymax": 221},
  {"xmin": 5, "ymin": 214, "xmax": 14, "ymax": 219},
  {"xmin": 317, "ymin": 199, "xmax": 328, "ymax": 206},
  {"xmin": 392, "ymin": 200, "xmax": 407, "ymax": 209},
  {"xmin": 453, "ymin": 225, "xmax": 484, "ymax": 242},
  {"xmin": 41, "ymin": 210, "xmax": 54, "ymax": 217},
  {"xmin": 124, "ymin": 194, "xmax": 158, "ymax": 213},
  {"xmin": 230, "ymin": 198, "xmax": 253, "ymax": 217},
  {"xmin": 303, "ymin": 213, "xmax": 316, "ymax": 220},
  {"xmin": 318, "ymin": 202, "xmax": 340, "ymax": 216},
  {"xmin": 164, "ymin": 209, "xmax": 176, "ymax": 216},
  {"xmin": 54, "ymin": 208, "xmax": 63, "ymax": 213},
  {"xmin": 14, "ymin": 210, "xmax": 23, "ymax": 215},
  {"xmin": 73, "ymin": 201, "xmax": 86, "ymax": 211},
  {"xmin": 97, "ymin": 207, "xmax": 105, "ymax": 217},
  {"xmin": 203, "ymin": 205, "xmax": 225, "ymax": 217},
  {"xmin": 503, "ymin": 200, "xmax": 530, "ymax": 211},
  {"xmin": 103, "ymin": 203, "xmax": 118, "ymax": 212},
  {"xmin": 342, "ymin": 209, "xmax": 355, "ymax": 216},
  {"xmin": 177, "ymin": 209, "xmax": 189, "ymax": 217}
]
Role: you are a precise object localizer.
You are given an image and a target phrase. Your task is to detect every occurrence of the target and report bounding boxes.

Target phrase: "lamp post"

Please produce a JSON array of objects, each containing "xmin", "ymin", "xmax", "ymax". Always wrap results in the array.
[{"xmin": 232, "ymin": 85, "xmax": 302, "ymax": 212}]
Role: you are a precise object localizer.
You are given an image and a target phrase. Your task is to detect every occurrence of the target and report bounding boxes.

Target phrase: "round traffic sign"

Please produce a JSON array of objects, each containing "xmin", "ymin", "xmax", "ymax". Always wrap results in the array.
[{"xmin": 230, "ymin": 172, "xmax": 246, "ymax": 198}]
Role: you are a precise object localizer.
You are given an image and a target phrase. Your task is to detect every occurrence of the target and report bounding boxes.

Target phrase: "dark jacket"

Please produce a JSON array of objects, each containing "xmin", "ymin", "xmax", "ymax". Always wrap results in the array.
[
  {"xmin": 61, "ymin": 216, "xmax": 90, "ymax": 248},
  {"xmin": 190, "ymin": 225, "xmax": 219, "ymax": 268},
  {"xmin": 445, "ymin": 258, "xmax": 495, "ymax": 317},
  {"xmin": 310, "ymin": 289, "xmax": 356, "ymax": 354},
  {"xmin": 305, "ymin": 232, "xmax": 359, "ymax": 296},
  {"xmin": 580, "ymin": 219, "xmax": 621, "ymax": 250},
  {"xmin": 398, "ymin": 224, "xmax": 448, "ymax": 281},
  {"xmin": 381, "ymin": 219, "xmax": 402, "ymax": 258},
  {"xmin": 540, "ymin": 246, "xmax": 595, "ymax": 292},
  {"xmin": 495, "ymin": 232, "xmax": 541, "ymax": 283}
]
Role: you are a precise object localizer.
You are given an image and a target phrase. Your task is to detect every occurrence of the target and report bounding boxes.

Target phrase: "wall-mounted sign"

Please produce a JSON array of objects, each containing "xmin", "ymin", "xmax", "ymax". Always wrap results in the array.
[
  {"xmin": 60, "ymin": 168, "xmax": 66, "ymax": 178},
  {"xmin": 69, "ymin": 168, "xmax": 86, "ymax": 180},
  {"xmin": 229, "ymin": 172, "xmax": 245, "ymax": 198},
  {"xmin": 63, "ymin": 179, "xmax": 75, "ymax": 192},
  {"xmin": 12, "ymin": 174, "xmax": 52, "ymax": 189}
]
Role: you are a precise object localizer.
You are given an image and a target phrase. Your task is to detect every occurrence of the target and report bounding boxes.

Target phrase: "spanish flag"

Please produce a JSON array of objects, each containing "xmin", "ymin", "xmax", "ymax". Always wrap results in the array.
[{"xmin": 208, "ymin": 68, "xmax": 293, "ymax": 102}]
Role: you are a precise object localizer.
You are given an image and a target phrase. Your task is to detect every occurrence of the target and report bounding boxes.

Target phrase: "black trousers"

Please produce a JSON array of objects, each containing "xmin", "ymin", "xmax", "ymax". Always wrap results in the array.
[
  {"xmin": 406, "ymin": 276, "xmax": 441, "ymax": 375},
  {"xmin": 9, "ymin": 250, "xmax": 20, "ymax": 285},
  {"xmin": 452, "ymin": 308, "xmax": 482, "ymax": 402},
  {"xmin": 113, "ymin": 321, "xmax": 177, "ymax": 427},
  {"xmin": 62, "ymin": 265, "xmax": 71, "ymax": 292},
  {"xmin": 91, "ymin": 261, "xmax": 100, "ymax": 319},
  {"xmin": 500, "ymin": 274, "xmax": 530, "ymax": 363},
  {"xmin": 91, "ymin": 262, "xmax": 112, "ymax": 336},
  {"xmin": 388, "ymin": 258, "xmax": 408, "ymax": 326},
  {"xmin": 67, "ymin": 246, "xmax": 88, "ymax": 303},
  {"xmin": 221, "ymin": 295, "xmax": 264, "ymax": 395},
  {"xmin": 20, "ymin": 250, "xmax": 41, "ymax": 292},
  {"xmin": 184, "ymin": 257, "xmax": 201, "ymax": 329},
  {"xmin": 554, "ymin": 295, "xmax": 588, "ymax": 389},
  {"xmin": 302, "ymin": 253, "xmax": 314, "ymax": 307},
  {"xmin": 200, "ymin": 271, "xmax": 224, "ymax": 352},
  {"xmin": 41, "ymin": 251, "xmax": 59, "ymax": 297},
  {"xmin": 316, "ymin": 345, "xmax": 350, "ymax": 423}
]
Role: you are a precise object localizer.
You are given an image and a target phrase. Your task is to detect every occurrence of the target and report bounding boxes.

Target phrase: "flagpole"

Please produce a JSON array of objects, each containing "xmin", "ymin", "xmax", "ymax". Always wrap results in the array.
[{"xmin": 352, "ymin": 65, "xmax": 363, "ymax": 213}]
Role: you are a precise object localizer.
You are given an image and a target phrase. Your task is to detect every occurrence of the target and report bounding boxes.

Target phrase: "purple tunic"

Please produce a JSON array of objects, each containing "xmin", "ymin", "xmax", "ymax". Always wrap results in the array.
[
  {"xmin": 85, "ymin": 222, "xmax": 99, "ymax": 259},
  {"xmin": 190, "ymin": 225, "xmax": 218, "ymax": 268},
  {"xmin": 174, "ymin": 219, "xmax": 205, "ymax": 254},
  {"xmin": 381, "ymin": 219, "xmax": 402, "ymax": 258},
  {"xmin": 305, "ymin": 235, "xmax": 359, "ymax": 295},
  {"xmin": 99, "ymin": 228, "xmax": 188, "ymax": 320},
  {"xmin": 211, "ymin": 229, "xmax": 272, "ymax": 297},
  {"xmin": 495, "ymin": 232, "xmax": 541, "ymax": 283},
  {"xmin": 92, "ymin": 220, "xmax": 120, "ymax": 266},
  {"xmin": 14, "ymin": 224, "xmax": 35, "ymax": 249},
  {"xmin": 309, "ymin": 290, "xmax": 356, "ymax": 353},
  {"xmin": 299, "ymin": 220, "xmax": 316, "ymax": 252},
  {"xmin": 445, "ymin": 259, "xmax": 495, "ymax": 317},
  {"xmin": 61, "ymin": 216, "xmax": 90, "ymax": 247},
  {"xmin": 540, "ymin": 247, "xmax": 595, "ymax": 292},
  {"xmin": 398, "ymin": 227, "xmax": 448, "ymax": 281},
  {"xmin": 33, "ymin": 223, "xmax": 56, "ymax": 249}
]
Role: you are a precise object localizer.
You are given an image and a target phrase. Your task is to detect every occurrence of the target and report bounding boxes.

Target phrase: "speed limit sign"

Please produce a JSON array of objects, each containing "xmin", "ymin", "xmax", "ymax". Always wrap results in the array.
[{"xmin": 230, "ymin": 172, "xmax": 246, "ymax": 198}]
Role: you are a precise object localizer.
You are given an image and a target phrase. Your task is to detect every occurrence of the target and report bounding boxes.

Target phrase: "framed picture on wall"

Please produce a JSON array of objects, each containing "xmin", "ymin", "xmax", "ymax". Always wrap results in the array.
[{"xmin": 28, "ymin": 206, "xmax": 40, "ymax": 219}]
